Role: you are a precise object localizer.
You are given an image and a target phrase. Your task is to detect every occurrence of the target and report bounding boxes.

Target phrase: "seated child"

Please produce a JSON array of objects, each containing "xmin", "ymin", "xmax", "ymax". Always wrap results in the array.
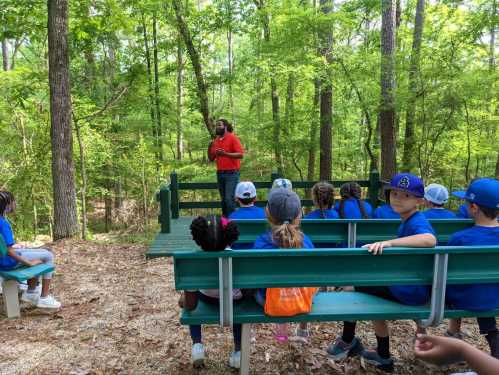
[
  {"xmin": 253, "ymin": 188, "xmax": 315, "ymax": 338},
  {"xmin": 373, "ymin": 190, "xmax": 400, "ymax": 219},
  {"xmin": 179, "ymin": 215, "xmax": 243, "ymax": 369},
  {"xmin": 228, "ymin": 181, "xmax": 266, "ymax": 220},
  {"xmin": 304, "ymin": 181, "xmax": 339, "ymax": 219},
  {"xmin": 0, "ymin": 191, "xmax": 61, "ymax": 309},
  {"xmin": 445, "ymin": 178, "xmax": 499, "ymax": 359},
  {"xmin": 335, "ymin": 182, "xmax": 373, "ymax": 219},
  {"xmin": 422, "ymin": 183, "xmax": 457, "ymax": 219},
  {"xmin": 328, "ymin": 173, "xmax": 436, "ymax": 372}
]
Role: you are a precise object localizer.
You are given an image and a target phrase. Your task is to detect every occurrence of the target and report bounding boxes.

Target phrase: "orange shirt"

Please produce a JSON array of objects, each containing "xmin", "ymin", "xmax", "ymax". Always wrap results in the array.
[{"xmin": 209, "ymin": 132, "xmax": 244, "ymax": 171}]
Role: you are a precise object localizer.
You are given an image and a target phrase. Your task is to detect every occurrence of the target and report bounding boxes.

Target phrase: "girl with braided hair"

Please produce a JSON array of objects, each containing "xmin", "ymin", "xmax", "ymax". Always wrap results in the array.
[
  {"xmin": 178, "ymin": 214, "xmax": 243, "ymax": 369},
  {"xmin": 335, "ymin": 182, "xmax": 373, "ymax": 219},
  {"xmin": 0, "ymin": 191, "xmax": 61, "ymax": 309},
  {"xmin": 305, "ymin": 181, "xmax": 339, "ymax": 219}
]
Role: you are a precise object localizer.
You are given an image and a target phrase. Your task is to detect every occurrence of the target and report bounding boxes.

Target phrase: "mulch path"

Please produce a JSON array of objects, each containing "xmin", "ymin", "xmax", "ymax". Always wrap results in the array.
[{"xmin": 0, "ymin": 239, "xmax": 494, "ymax": 374}]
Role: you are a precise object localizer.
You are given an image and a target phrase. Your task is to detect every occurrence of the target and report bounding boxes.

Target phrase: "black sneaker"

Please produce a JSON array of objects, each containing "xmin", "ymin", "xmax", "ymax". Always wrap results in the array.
[
  {"xmin": 327, "ymin": 336, "xmax": 364, "ymax": 360},
  {"xmin": 360, "ymin": 349, "xmax": 394, "ymax": 372}
]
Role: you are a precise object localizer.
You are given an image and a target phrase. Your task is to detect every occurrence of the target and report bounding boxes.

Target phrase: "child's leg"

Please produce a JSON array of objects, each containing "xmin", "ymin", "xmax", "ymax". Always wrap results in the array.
[
  {"xmin": 16, "ymin": 249, "xmax": 54, "ymax": 297},
  {"xmin": 372, "ymin": 320, "xmax": 390, "ymax": 359},
  {"xmin": 233, "ymin": 324, "xmax": 242, "ymax": 351},
  {"xmin": 189, "ymin": 325, "xmax": 202, "ymax": 344},
  {"xmin": 447, "ymin": 318, "xmax": 462, "ymax": 336},
  {"xmin": 477, "ymin": 317, "xmax": 498, "ymax": 358}
]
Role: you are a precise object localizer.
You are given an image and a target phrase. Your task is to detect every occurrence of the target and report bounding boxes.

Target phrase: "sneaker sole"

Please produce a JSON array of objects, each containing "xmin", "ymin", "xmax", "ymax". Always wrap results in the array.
[{"xmin": 328, "ymin": 341, "xmax": 363, "ymax": 360}]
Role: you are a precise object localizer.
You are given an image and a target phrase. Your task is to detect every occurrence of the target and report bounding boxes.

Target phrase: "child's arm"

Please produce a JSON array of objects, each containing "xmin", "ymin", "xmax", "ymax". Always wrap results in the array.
[
  {"xmin": 7, "ymin": 246, "xmax": 42, "ymax": 267},
  {"xmin": 178, "ymin": 291, "xmax": 198, "ymax": 311},
  {"xmin": 363, "ymin": 233, "xmax": 436, "ymax": 255},
  {"xmin": 415, "ymin": 334, "xmax": 499, "ymax": 375}
]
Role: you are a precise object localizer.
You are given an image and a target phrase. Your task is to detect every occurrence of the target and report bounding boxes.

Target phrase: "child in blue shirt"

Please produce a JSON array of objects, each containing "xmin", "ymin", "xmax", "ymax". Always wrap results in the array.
[
  {"xmin": 304, "ymin": 181, "xmax": 339, "ymax": 219},
  {"xmin": 0, "ymin": 191, "xmax": 61, "ymax": 309},
  {"xmin": 253, "ymin": 188, "xmax": 315, "ymax": 339},
  {"xmin": 335, "ymin": 182, "xmax": 373, "ymax": 219},
  {"xmin": 445, "ymin": 178, "xmax": 499, "ymax": 359},
  {"xmin": 422, "ymin": 183, "xmax": 457, "ymax": 219},
  {"xmin": 328, "ymin": 174, "xmax": 436, "ymax": 372},
  {"xmin": 228, "ymin": 181, "xmax": 266, "ymax": 220},
  {"xmin": 372, "ymin": 190, "xmax": 400, "ymax": 219}
]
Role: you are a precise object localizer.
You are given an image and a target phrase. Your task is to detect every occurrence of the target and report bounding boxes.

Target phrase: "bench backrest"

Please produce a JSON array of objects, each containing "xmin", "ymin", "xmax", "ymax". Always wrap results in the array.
[{"xmin": 234, "ymin": 219, "xmax": 475, "ymax": 246}]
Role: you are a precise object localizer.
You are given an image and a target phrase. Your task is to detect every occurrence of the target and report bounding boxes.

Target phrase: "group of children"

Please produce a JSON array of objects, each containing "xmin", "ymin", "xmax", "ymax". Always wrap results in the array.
[{"xmin": 182, "ymin": 174, "xmax": 499, "ymax": 373}]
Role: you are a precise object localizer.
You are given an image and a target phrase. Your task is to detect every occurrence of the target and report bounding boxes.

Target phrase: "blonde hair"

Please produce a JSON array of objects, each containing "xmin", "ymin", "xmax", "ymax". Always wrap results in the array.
[{"xmin": 265, "ymin": 207, "xmax": 304, "ymax": 248}]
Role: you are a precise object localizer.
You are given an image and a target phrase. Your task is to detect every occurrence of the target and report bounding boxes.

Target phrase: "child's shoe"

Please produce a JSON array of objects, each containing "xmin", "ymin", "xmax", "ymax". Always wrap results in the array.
[
  {"xmin": 228, "ymin": 351, "xmax": 241, "ymax": 369},
  {"xmin": 360, "ymin": 350, "xmax": 394, "ymax": 372},
  {"xmin": 445, "ymin": 330, "xmax": 466, "ymax": 340},
  {"xmin": 18, "ymin": 282, "xmax": 28, "ymax": 293},
  {"xmin": 327, "ymin": 336, "xmax": 364, "ymax": 360},
  {"xmin": 21, "ymin": 291, "xmax": 39, "ymax": 306},
  {"xmin": 36, "ymin": 295, "xmax": 61, "ymax": 309},
  {"xmin": 191, "ymin": 343, "xmax": 205, "ymax": 367},
  {"xmin": 296, "ymin": 326, "xmax": 311, "ymax": 338}
]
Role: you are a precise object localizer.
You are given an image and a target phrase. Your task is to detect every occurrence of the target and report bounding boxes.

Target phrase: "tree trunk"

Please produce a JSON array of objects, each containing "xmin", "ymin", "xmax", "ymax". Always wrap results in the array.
[
  {"xmin": 152, "ymin": 13, "xmax": 164, "ymax": 162},
  {"xmin": 307, "ymin": 78, "xmax": 321, "ymax": 183},
  {"xmin": 318, "ymin": 0, "xmax": 333, "ymax": 181},
  {"xmin": 176, "ymin": 35, "xmax": 184, "ymax": 160},
  {"xmin": 490, "ymin": 0, "xmax": 496, "ymax": 70},
  {"xmin": 2, "ymin": 39, "xmax": 9, "ymax": 71},
  {"xmin": 227, "ymin": 27, "xmax": 235, "ymax": 123},
  {"xmin": 402, "ymin": 0, "xmax": 425, "ymax": 172},
  {"xmin": 379, "ymin": 0, "xmax": 397, "ymax": 181},
  {"xmin": 48, "ymin": 0, "xmax": 79, "ymax": 240},
  {"xmin": 74, "ymin": 117, "xmax": 88, "ymax": 240},
  {"xmin": 173, "ymin": 0, "xmax": 213, "ymax": 135},
  {"xmin": 284, "ymin": 72, "xmax": 296, "ymax": 133},
  {"xmin": 141, "ymin": 14, "xmax": 158, "ymax": 158}
]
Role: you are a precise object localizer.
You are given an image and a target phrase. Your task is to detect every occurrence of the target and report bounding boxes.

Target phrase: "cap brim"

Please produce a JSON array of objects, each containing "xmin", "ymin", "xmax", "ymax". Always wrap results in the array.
[
  {"xmin": 452, "ymin": 191, "xmax": 467, "ymax": 199},
  {"xmin": 386, "ymin": 186, "xmax": 423, "ymax": 198}
]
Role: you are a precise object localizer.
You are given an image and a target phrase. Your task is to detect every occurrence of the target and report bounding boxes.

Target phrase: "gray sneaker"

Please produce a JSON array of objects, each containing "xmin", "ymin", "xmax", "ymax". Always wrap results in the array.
[
  {"xmin": 360, "ymin": 350, "xmax": 394, "ymax": 372},
  {"xmin": 327, "ymin": 336, "xmax": 364, "ymax": 360}
]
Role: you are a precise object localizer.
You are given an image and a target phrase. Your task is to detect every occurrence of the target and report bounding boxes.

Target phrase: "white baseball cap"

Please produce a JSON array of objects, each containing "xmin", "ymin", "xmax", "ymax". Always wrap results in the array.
[
  {"xmin": 235, "ymin": 181, "xmax": 257, "ymax": 199},
  {"xmin": 271, "ymin": 178, "xmax": 293, "ymax": 190},
  {"xmin": 424, "ymin": 183, "xmax": 449, "ymax": 205}
]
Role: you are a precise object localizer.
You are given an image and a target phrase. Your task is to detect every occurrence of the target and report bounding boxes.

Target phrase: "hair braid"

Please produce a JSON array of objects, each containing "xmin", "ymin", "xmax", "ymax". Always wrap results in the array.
[
  {"xmin": 312, "ymin": 182, "xmax": 335, "ymax": 218},
  {"xmin": 190, "ymin": 215, "xmax": 239, "ymax": 251}
]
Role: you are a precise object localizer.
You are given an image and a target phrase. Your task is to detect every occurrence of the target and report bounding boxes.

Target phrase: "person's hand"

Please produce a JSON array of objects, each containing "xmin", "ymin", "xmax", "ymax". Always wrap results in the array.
[
  {"xmin": 414, "ymin": 334, "xmax": 465, "ymax": 366},
  {"xmin": 362, "ymin": 240, "xmax": 392, "ymax": 255},
  {"xmin": 216, "ymin": 148, "xmax": 226, "ymax": 156},
  {"xmin": 28, "ymin": 259, "xmax": 43, "ymax": 266}
]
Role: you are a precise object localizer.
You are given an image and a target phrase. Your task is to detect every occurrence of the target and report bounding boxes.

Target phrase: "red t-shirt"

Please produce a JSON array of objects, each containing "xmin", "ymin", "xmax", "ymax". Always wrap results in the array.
[{"xmin": 209, "ymin": 132, "xmax": 244, "ymax": 171}]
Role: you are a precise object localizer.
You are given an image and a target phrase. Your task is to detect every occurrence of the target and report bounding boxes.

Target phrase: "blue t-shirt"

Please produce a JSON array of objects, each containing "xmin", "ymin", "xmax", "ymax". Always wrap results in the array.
[
  {"xmin": 373, "ymin": 204, "xmax": 400, "ymax": 219},
  {"xmin": 0, "ymin": 216, "xmax": 18, "ymax": 270},
  {"xmin": 456, "ymin": 204, "xmax": 470, "ymax": 218},
  {"xmin": 389, "ymin": 211, "xmax": 435, "ymax": 305},
  {"xmin": 335, "ymin": 199, "xmax": 373, "ymax": 219},
  {"xmin": 446, "ymin": 226, "xmax": 499, "ymax": 311},
  {"xmin": 253, "ymin": 230, "xmax": 315, "ymax": 301},
  {"xmin": 228, "ymin": 205, "xmax": 266, "ymax": 220},
  {"xmin": 304, "ymin": 208, "xmax": 339, "ymax": 219},
  {"xmin": 423, "ymin": 208, "xmax": 457, "ymax": 219}
]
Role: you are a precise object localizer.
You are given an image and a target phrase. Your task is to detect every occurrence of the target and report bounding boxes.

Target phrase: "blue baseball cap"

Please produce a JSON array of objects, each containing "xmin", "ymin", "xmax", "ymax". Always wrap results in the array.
[
  {"xmin": 386, "ymin": 173, "xmax": 425, "ymax": 198},
  {"xmin": 452, "ymin": 178, "xmax": 499, "ymax": 210}
]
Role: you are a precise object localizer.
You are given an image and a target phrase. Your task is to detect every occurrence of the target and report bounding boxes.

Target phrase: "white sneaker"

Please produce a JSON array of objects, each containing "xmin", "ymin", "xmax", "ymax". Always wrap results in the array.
[
  {"xmin": 21, "ymin": 291, "xmax": 39, "ymax": 306},
  {"xmin": 36, "ymin": 295, "xmax": 61, "ymax": 309},
  {"xmin": 229, "ymin": 351, "xmax": 241, "ymax": 369},
  {"xmin": 191, "ymin": 343, "xmax": 205, "ymax": 367},
  {"xmin": 18, "ymin": 282, "xmax": 28, "ymax": 293}
]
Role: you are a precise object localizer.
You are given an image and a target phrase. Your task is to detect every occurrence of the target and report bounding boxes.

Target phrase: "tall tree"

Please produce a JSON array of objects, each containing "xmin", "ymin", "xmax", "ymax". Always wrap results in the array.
[
  {"xmin": 47, "ymin": 0, "xmax": 79, "ymax": 239},
  {"xmin": 173, "ymin": 0, "xmax": 213, "ymax": 135},
  {"xmin": 176, "ymin": 35, "xmax": 184, "ymax": 160},
  {"xmin": 402, "ymin": 0, "xmax": 425, "ymax": 172},
  {"xmin": 152, "ymin": 13, "xmax": 164, "ymax": 163},
  {"xmin": 254, "ymin": 0, "xmax": 284, "ymax": 174},
  {"xmin": 379, "ymin": 0, "xmax": 397, "ymax": 181},
  {"xmin": 318, "ymin": 0, "xmax": 333, "ymax": 181},
  {"xmin": 1, "ymin": 39, "xmax": 9, "ymax": 71}
]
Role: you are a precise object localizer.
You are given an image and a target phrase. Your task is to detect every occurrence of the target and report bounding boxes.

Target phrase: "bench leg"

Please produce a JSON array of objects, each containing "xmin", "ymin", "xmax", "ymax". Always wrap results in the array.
[
  {"xmin": 240, "ymin": 323, "xmax": 251, "ymax": 375},
  {"xmin": 2, "ymin": 280, "xmax": 20, "ymax": 318}
]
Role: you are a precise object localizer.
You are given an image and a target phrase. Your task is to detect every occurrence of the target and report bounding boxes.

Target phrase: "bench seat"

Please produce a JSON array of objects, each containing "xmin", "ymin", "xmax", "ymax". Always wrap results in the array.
[
  {"xmin": 0, "ymin": 264, "xmax": 54, "ymax": 282},
  {"xmin": 181, "ymin": 291, "xmax": 499, "ymax": 325}
]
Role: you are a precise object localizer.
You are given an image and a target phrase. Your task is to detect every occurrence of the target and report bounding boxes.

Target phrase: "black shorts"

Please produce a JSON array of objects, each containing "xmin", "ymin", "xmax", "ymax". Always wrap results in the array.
[{"xmin": 355, "ymin": 286, "xmax": 400, "ymax": 303}]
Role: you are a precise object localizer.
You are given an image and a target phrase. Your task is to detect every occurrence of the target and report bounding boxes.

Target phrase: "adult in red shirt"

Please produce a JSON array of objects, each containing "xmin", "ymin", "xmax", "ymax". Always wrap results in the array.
[{"xmin": 208, "ymin": 119, "xmax": 244, "ymax": 216}]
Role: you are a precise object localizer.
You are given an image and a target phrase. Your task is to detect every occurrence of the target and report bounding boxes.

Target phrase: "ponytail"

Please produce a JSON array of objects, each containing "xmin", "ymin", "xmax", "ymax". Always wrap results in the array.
[
  {"xmin": 190, "ymin": 215, "xmax": 239, "ymax": 251},
  {"xmin": 339, "ymin": 182, "xmax": 367, "ymax": 218},
  {"xmin": 271, "ymin": 222, "xmax": 304, "ymax": 249}
]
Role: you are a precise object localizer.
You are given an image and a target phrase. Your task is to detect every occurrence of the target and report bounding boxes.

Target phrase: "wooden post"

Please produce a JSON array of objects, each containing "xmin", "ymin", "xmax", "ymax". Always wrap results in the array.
[
  {"xmin": 369, "ymin": 169, "xmax": 380, "ymax": 208},
  {"xmin": 158, "ymin": 185, "xmax": 171, "ymax": 233},
  {"xmin": 170, "ymin": 171, "xmax": 180, "ymax": 219}
]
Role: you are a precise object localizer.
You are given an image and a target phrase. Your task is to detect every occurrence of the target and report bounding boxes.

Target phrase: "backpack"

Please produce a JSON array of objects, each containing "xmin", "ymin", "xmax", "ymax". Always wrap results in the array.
[{"xmin": 264, "ymin": 286, "xmax": 317, "ymax": 317}]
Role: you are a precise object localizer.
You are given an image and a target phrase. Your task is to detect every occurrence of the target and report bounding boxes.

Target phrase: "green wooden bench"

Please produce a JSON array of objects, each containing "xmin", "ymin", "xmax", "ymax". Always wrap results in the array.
[
  {"xmin": 146, "ymin": 218, "xmax": 475, "ymax": 258},
  {"xmin": 173, "ymin": 246, "xmax": 499, "ymax": 375},
  {"xmin": 0, "ymin": 237, "xmax": 54, "ymax": 318}
]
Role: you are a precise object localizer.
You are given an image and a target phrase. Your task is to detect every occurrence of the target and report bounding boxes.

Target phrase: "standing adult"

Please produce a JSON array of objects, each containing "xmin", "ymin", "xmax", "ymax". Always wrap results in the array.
[{"xmin": 208, "ymin": 119, "xmax": 244, "ymax": 216}]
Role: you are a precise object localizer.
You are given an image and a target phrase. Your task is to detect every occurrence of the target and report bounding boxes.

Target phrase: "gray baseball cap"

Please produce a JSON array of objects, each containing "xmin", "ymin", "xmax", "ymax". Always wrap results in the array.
[{"xmin": 267, "ymin": 188, "xmax": 301, "ymax": 224}]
